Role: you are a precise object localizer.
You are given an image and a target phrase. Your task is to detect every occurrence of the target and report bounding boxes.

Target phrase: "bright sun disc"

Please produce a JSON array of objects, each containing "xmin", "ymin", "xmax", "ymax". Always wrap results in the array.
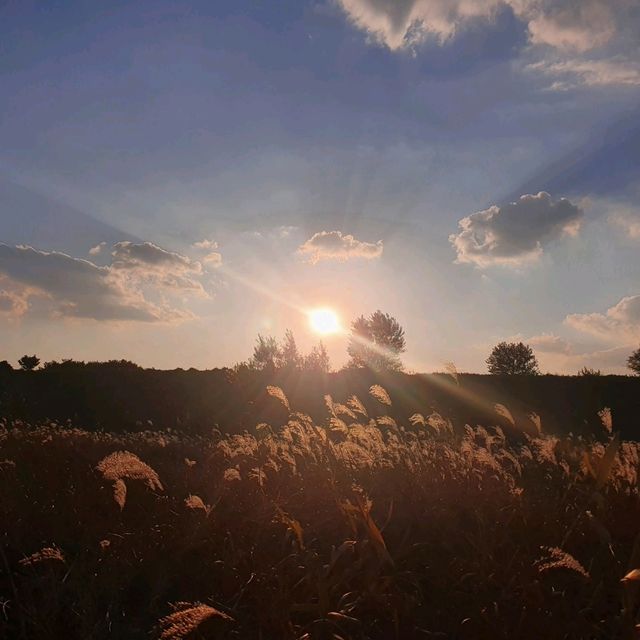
[{"xmin": 309, "ymin": 308, "xmax": 340, "ymax": 335}]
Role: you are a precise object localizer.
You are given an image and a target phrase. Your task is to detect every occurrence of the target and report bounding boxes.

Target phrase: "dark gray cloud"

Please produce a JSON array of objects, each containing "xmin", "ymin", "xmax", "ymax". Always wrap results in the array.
[
  {"xmin": 449, "ymin": 191, "xmax": 583, "ymax": 267},
  {"xmin": 297, "ymin": 231, "xmax": 383, "ymax": 264},
  {"xmin": 0, "ymin": 243, "xmax": 204, "ymax": 322}
]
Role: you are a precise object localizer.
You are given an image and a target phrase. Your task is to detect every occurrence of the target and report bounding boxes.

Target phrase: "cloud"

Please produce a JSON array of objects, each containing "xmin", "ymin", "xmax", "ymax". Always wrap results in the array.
[
  {"xmin": 192, "ymin": 239, "xmax": 218, "ymax": 251},
  {"xmin": 89, "ymin": 242, "xmax": 106, "ymax": 256},
  {"xmin": 449, "ymin": 191, "xmax": 583, "ymax": 268},
  {"xmin": 528, "ymin": 57, "xmax": 640, "ymax": 89},
  {"xmin": 336, "ymin": 0, "xmax": 625, "ymax": 51},
  {"xmin": 336, "ymin": 0, "xmax": 640, "ymax": 87},
  {"xmin": 277, "ymin": 225, "xmax": 297, "ymax": 239},
  {"xmin": 111, "ymin": 241, "xmax": 206, "ymax": 293},
  {"xmin": 191, "ymin": 239, "xmax": 223, "ymax": 268},
  {"xmin": 565, "ymin": 295, "xmax": 640, "ymax": 343},
  {"xmin": 0, "ymin": 286, "xmax": 29, "ymax": 317},
  {"xmin": 297, "ymin": 230, "xmax": 383, "ymax": 264},
  {"xmin": 528, "ymin": 333, "xmax": 572, "ymax": 354},
  {"xmin": 568, "ymin": 345, "xmax": 632, "ymax": 373},
  {"xmin": 336, "ymin": 0, "xmax": 503, "ymax": 49},
  {"xmin": 520, "ymin": 0, "xmax": 617, "ymax": 52},
  {"xmin": 0, "ymin": 242, "xmax": 208, "ymax": 323},
  {"xmin": 202, "ymin": 251, "xmax": 222, "ymax": 266},
  {"xmin": 508, "ymin": 330, "xmax": 633, "ymax": 373},
  {"xmin": 609, "ymin": 209, "xmax": 640, "ymax": 239}
]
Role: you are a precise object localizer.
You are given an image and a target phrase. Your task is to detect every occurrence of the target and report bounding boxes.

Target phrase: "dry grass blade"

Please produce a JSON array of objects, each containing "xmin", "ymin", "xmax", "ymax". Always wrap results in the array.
[
  {"xmin": 19, "ymin": 546, "xmax": 65, "ymax": 567},
  {"xmin": 376, "ymin": 415, "xmax": 398, "ymax": 431},
  {"xmin": 535, "ymin": 546, "xmax": 590, "ymax": 580},
  {"xmin": 444, "ymin": 361, "xmax": 459, "ymax": 385},
  {"xmin": 596, "ymin": 432, "xmax": 620, "ymax": 489},
  {"xmin": 325, "ymin": 394, "xmax": 357, "ymax": 420},
  {"xmin": 528, "ymin": 412, "xmax": 542, "ymax": 436},
  {"xmin": 494, "ymin": 403, "xmax": 515, "ymax": 427},
  {"xmin": 266, "ymin": 385, "xmax": 290, "ymax": 411},
  {"xmin": 333, "ymin": 403, "xmax": 357, "ymax": 420},
  {"xmin": 622, "ymin": 569, "xmax": 640, "ymax": 583},
  {"xmin": 255, "ymin": 422, "xmax": 273, "ymax": 440},
  {"xmin": 96, "ymin": 450, "xmax": 163, "ymax": 510},
  {"xmin": 275, "ymin": 507, "xmax": 305, "ymax": 550},
  {"xmin": 355, "ymin": 494, "xmax": 394, "ymax": 567},
  {"xmin": 223, "ymin": 467, "xmax": 241, "ymax": 482},
  {"xmin": 347, "ymin": 394, "xmax": 368, "ymax": 418},
  {"xmin": 598, "ymin": 407, "xmax": 613, "ymax": 434},
  {"xmin": 369, "ymin": 385, "xmax": 391, "ymax": 406},
  {"xmin": 324, "ymin": 394, "xmax": 336, "ymax": 415},
  {"xmin": 409, "ymin": 413, "xmax": 426, "ymax": 427},
  {"xmin": 427, "ymin": 412, "xmax": 453, "ymax": 435},
  {"xmin": 97, "ymin": 451, "xmax": 163, "ymax": 488},
  {"xmin": 329, "ymin": 417, "xmax": 349, "ymax": 434},
  {"xmin": 158, "ymin": 602, "xmax": 233, "ymax": 639},
  {"xmin": 184, "ymin": 494, "xmax": 210, "ymax": 514}
]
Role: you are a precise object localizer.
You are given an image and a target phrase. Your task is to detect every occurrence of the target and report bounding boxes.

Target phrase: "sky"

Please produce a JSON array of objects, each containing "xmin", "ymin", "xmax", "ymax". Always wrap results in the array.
[{"xmin": 1, "ymin": 0, "xmax": 640, "ymax": 373}]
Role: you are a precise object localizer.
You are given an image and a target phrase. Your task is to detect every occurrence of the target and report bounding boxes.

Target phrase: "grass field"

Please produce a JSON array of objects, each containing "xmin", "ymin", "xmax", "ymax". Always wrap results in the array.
[{"xmin": 2, "ymin": 385, "xmax": 640, "ymax": 639}]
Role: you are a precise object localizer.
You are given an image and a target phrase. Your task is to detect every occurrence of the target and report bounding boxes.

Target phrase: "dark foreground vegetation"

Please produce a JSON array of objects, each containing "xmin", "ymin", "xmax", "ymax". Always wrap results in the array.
[
  {"xmin": 2, "ymin": 362, "xmax": 640, "ymax": 439},
  {"xmin": 3, "ymin": 383, "xmax": 640, "ymax": 639}
]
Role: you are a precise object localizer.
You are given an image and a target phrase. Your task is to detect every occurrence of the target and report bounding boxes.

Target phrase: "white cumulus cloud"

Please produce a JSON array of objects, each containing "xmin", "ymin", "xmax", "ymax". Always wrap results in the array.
[
  {"xmin": 565, "ymin": 295, "xmax": 640, "ymax": 343},
  {"xmin": 297, "ymin": 230, "xmax": 383, "ymax": 264}
]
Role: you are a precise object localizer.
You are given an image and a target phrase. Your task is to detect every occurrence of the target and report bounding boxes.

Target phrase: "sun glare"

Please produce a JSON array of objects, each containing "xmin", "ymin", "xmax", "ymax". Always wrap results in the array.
[{"xmin": 309, "ymin": 308, "xmax": 340, "ymax": 335}]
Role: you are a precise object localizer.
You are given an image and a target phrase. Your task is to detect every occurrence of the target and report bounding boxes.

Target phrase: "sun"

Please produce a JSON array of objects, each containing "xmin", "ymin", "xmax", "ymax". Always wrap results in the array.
[{"xmin": 309, "ymin": 308, "xmax": 341, "ymax": 335}]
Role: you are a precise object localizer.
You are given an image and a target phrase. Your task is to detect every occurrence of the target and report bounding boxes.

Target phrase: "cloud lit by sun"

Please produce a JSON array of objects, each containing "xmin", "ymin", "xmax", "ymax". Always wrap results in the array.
[{"xmin": 309, "ymin": 308, "xmax": 341, "ymax": 335}]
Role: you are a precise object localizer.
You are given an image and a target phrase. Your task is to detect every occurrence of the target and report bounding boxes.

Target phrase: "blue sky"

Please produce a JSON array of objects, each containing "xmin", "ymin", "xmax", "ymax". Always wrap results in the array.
[{"xmin": 1, "ymin": 0, "xmax": 640, "ymax": 372}]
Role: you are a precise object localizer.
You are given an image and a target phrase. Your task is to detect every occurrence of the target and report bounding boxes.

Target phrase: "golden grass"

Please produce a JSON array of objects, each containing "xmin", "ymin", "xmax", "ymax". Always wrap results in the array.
[{"xmin": 2, "ymin": 385, "xmax": 640, "ymax": 639}]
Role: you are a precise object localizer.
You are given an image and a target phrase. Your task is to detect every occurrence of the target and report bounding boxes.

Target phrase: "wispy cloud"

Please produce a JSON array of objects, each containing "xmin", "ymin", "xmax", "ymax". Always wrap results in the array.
[
  {"xmin": 297, "ymin": 230, "xmax": 383, "ymax": 264},
  {"xmin": 0, "ymin": 286, "xmax": 29, "ymax": 317},
  {"xmin": 450, "ymin": 191, "xmax": 583, "ymax": 268},
  {"xmin": 192, "ymin": 239, "xmax": 218, "ymax": 251},
  {"xmin": 609, "ymin": 208, "xmax": 640, "ymax": 239},
  {"xmin": 89, "ymin": 242, "xmax": 106, "ymax": 256},
  {"xmin": 528, "ymin": 333, "xmax": 572, "ymax": 354},
  {"xmin": 527, "ymin": 57, "xmax": 640, "ymax": 89}
]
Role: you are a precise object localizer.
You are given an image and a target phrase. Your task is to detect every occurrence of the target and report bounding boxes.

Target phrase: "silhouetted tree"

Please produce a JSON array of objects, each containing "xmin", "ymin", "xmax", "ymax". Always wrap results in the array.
[
  {"xmin": 0, "ymin": 360, "xmax": 12, "ymax": 374},
  {"xmin": 486, "ymin": 342, "xmax": 539, "ymax": 375},
  {"xmin": 347, "ymin": 310, "xmax": 406, "ymax": 371},
  {"xmin": 278, "ymin": 329, "xmax": 303, "ymax": 370},
  {"xmin": 578, "ymin": 366, "xmax": 601, "ymax": 376},
  {"xmin": 628, "ymin": 347, "xmax": 640, "ymax": 375},
  {"xmin": 303, "ymin": 341, "xmax": 331, "ymax": 373},
  {"xmin": 18, "ymin": 354, "xmax": 40, "ymax": 371},
  {"xmin": 250, "ymin": 335, "xmax": 280, "ymax": 372}
]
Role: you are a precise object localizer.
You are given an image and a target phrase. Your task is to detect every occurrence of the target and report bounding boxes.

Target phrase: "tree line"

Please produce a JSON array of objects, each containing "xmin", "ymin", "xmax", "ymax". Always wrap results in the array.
[{"xmin": 4, "ymin": 309, "xmax": 640, "ymax": 375}]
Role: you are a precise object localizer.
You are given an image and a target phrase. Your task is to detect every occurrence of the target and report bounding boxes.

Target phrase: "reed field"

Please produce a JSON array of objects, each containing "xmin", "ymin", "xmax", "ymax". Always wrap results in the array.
[{"xmin": 2, "ymin": 385, "xmax": 640, "ymax": 639}]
